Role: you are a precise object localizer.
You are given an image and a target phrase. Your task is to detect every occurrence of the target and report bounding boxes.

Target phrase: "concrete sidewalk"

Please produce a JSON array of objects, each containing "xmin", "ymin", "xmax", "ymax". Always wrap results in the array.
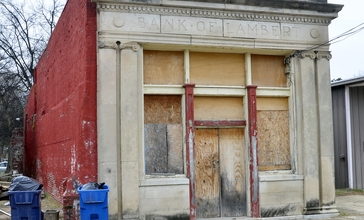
[{"xmin": 330, "ymin": 195, "xmax": 364, "ymax": 219}]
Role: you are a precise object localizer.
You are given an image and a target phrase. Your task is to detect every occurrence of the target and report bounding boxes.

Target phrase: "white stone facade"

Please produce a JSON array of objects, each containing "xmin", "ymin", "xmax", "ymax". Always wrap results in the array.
[{"xmin": 94, "ymin": 0, "xmax": 342, "ymax": 219}]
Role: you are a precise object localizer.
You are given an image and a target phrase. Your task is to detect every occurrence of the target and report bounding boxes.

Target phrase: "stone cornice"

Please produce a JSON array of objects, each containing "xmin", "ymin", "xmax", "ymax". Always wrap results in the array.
[
  {"xmin": 98, "ymin": 3, "xmax": 333, "ymax": 25},
  {"xmin": 94, "ymin": 0, "xmax": 343, "ymax": 14}
]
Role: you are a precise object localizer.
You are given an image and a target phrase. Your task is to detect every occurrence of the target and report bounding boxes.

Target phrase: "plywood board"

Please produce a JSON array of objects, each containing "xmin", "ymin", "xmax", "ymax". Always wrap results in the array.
[
  {"xmin": 143, "ymin": 50, "xmax": 184, "ymax": 85},
  {"xmin": 195, "ymin": 128, "xmax": 220, "ymax": 218},
  {"xmin": 257, "ymin": 97, "xmax": 288, "ymax": 111},
  {"xmin": 144, "ymin": 124, "xmax": 168, "ymax": 174},
  {"xmin": 257, "ymin": 110, "xmax": 290, "ymax": 170},
  {"xmin": 220, "ymin": 128, "xmax": 246, "ymax": 217},
  {"xmin": 190, "ymin": 52, "xmax": 245, "ymax": 86},
  {"xmin": 251, "ymin": 55, "xmax": 286, "ymax": 87},
  {"xmin": 167, "ymin": 124, "xmax": 183, "ymax": 174},
  {"xmin": 194, "ymin": 96, "xmax": 244, "ymax": 120},
  {"xmin": 144, "ymin": 95, "xmax": 182, "ymax": 124}
]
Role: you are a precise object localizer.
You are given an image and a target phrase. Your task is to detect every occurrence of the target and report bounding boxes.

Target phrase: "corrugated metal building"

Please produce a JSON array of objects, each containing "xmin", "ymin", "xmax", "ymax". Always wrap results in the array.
[{"xmin": 332, "ymin": 76, "xmax": 364, "ymax": 189}]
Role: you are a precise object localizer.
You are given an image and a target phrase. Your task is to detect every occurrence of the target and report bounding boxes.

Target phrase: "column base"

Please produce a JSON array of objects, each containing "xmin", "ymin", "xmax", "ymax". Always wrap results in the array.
[
  {"xmin": 321, "ymin": 205, "xmax": 338, "ymax": 214},
  {"xmin": 304, "ymin": 205, "xmax": 338, "ymax": 215},
  {"xmin": 303, "ymin": 206, "xmax": 321, "ymax": 215}
]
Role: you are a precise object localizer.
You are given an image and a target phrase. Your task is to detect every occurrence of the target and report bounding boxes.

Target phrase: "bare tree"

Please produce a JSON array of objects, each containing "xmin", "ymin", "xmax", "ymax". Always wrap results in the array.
[
  {"xmin": 0, "ymin": 0, "xmax": 65, "ymax": 92},
  {"xmin": 0, "ymin": 0, "xmax": 65, "ymax": 162}
]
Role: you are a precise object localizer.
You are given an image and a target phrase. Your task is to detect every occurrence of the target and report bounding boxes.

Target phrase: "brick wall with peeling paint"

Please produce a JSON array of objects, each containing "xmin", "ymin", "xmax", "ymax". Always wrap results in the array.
[
  {"xmin": 10, "ymin": 128, "xmax": 24, "ymax": 174},
  {"xmin": 24, "ymin": 0, "xmax": 97, "ymax": 219}
]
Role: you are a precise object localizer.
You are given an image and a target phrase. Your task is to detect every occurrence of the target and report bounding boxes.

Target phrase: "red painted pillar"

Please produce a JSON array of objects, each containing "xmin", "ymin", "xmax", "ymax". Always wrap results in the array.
[
  {"xmin": 247, "ymin": 85, "xmax": 260, "ymax": 217},
  {"xmin": 183, "ymin": 84, "xmax": 196, "ymax": 220}
]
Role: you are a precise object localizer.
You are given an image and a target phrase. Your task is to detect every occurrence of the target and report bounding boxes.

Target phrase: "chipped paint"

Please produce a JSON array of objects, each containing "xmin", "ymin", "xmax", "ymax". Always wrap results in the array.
[
  {"xmin": 70, "ymin": 144, "xmax": 76, "ymax": 174},
  {"xmin": 183, "ymin": 84, "xmax": 196, "ymax": 220},
  {"xmin": 251, "ymin": 135, "xmax": 258, "ymax": 202},
  {"xmin": 247, "ymin": 85, "xmax": 260, "ymax": 217}
]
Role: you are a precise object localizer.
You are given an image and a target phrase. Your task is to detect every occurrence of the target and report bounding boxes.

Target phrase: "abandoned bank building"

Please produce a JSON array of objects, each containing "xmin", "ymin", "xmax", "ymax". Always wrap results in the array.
[{"xmin": 24, "ymin": 0, "xmax": 343, "ymax": 219}]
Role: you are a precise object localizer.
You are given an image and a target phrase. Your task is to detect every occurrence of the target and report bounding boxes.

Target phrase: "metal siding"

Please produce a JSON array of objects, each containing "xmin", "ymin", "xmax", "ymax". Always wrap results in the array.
[
  {"xmin": 350, "ymin": 86, "xmax": 364, "ymax": 189},
  {"xmin": 332, "ymin": 86, "xmax": 348, "ymax": 188}
]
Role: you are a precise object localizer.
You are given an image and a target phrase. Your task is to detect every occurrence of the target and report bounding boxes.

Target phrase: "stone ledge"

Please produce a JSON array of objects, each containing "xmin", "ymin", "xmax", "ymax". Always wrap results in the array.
[
  {"xmin": 140, "ymin": 176, "xmax": 189, "ymax": 186},
  {"xmin": 259, "ymin": 174, "xmax": 304, "ymax": 182}
]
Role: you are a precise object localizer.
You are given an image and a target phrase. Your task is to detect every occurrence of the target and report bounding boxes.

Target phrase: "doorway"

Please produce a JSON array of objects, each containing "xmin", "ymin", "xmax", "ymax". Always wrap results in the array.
[{"xmin": 194, "ymin": 128, "xmax": 246, "ymax": 218}]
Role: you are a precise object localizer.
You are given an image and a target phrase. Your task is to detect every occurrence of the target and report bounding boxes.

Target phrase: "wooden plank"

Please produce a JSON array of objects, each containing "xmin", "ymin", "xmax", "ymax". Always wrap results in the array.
[
  {"xmin": 144, "ymin": 124, "xmax": 168, "ymax": 174},
  {"xmin": 195, "ymin": 128, "xmax": 220, "ymax": 218},
  {"xmin": 258, "ymin": 165, "xmax": 291, "ymax": 171},
  {"xmin": 257, "ymin": 97, "xmax": 289, "ymax": 111},
  {"xmin": 167, "ymin": 124, "xmax": 183, "ymax": 174},
  {"xmin": 251, "ymin": 54, "xmax": 286, "ymax": 87},
  {"xmin": 257, "ymin": 110, "xmax": 291, "ymax": 169},
  {"xmin": 194, "ymin": 96, "xmax": 244, "ymax": 120},
  {"xmin": 220, "ymin": 128, "xmax": 246, "ymax": 217},
  {"xmin": 194, "ymin": 120, "xmax": 246, "ymax": 127},
  {"xmin": 144, "ymin": 95, "xmax": 182, "ymax": 124},
  {"xmin": 143, "ymin": 50, "xmax": 184, "ymax": 85},
  {"xmin": 190, "ymin": 52, "xmax": 245, "ymax": 86}
]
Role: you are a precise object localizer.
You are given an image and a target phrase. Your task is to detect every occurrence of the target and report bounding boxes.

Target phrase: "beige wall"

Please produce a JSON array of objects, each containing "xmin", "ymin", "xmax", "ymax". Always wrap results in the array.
[
  {"xmin": 259, "ymin": 175, "xmax": 304, "ymax": 217},
  {"xmin": 95, "ymin": 1, "xmax": 338, "ymax": 219}
]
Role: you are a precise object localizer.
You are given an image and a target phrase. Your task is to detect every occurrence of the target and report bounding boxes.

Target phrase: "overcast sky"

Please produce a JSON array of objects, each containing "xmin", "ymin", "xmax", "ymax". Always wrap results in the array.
[{"xmin": 328, "ymin": 0, "xmax": 364, "ymax": 80}]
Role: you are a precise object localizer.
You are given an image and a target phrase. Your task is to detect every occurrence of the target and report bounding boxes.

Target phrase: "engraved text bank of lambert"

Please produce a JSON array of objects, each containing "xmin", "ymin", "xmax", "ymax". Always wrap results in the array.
[{"xmin": 108, "ymin": 13, "xmax": 327, "ymax": 42}]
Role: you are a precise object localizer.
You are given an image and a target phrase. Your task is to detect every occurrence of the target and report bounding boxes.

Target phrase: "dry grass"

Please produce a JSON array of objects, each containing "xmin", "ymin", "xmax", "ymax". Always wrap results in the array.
[{"xmin": 336, "ymin": 188, "xmax": 364, "ymax": 196}]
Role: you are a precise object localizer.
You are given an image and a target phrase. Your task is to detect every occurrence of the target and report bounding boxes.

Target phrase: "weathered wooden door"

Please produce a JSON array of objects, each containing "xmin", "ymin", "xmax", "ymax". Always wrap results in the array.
[{"xmin": 195, "ymin": 128, "xmax": 246, "ymax": 218}]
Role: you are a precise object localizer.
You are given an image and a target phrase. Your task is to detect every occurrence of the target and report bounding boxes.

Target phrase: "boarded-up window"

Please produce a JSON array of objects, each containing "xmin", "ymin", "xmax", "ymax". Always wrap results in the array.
[
  {"xmin": 143, "ymin": 50, "xmax": 184, "ymax": 85},
  {"xmin": 144, "ymin": 95, "xmax": 183, "ymax": 174},
  {"xmin": 251, "ymin": 55, "xmax": 286, "ymax": 87},
  {"xmin": 190, "ymin": 52, "xmax": 245, "ymax": 86},
  {"xmin": 257, "ymin": 97, "xmax": 290, "ymax": 171},
  {"xmin": 194, "ymin": 96, "xmax": 244, "ymax": 120}
]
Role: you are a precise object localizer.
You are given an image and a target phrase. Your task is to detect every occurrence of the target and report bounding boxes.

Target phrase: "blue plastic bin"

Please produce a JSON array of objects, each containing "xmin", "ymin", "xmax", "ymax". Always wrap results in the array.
[
  {"xmin": 78, "ymin": 185, "xmax": 109, "ymax": 220},
  {"xmin": 8, "ymin": 190, "xmax": 42, "ymax": 220}
]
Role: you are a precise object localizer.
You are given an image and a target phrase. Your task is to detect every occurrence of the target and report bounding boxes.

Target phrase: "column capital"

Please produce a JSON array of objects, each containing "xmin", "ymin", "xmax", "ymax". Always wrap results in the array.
[
  {"xmin": 316, "ymin": 51, "xmax": 332, "ymax": 60},
  {"xmin": 98, "ymin": 41, "xmax": 140, "ymax": 51},
  {"xmin": 298, "ymin": 51, "xmax": 316, "ymax": 60}
]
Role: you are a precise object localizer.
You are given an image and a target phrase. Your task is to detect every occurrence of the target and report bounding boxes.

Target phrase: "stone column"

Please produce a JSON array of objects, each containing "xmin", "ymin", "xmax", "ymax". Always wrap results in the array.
[
  {"xmin": 97, "ymin": 44, "xmax": 119, "ymax": 218},
  {"xmin": 295, "ymin": 52, "xmax": 321, "ymax": 215},
  {"xmin": 97, "ymin": 41, "xmax": 142, "ymax": 219},
  {"xmin": 316, "ymin": 51, "xmax": 337, "ymax": 213},
  {"xmin": 119, "ymin": 42, "xmax": 142, "ymax": 219}
]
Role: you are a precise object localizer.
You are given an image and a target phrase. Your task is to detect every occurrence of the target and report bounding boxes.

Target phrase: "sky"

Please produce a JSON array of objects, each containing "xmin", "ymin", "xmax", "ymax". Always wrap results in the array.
[{"xmin": 328, "ymin": 0, "xmax": 364, "ymax": 80}]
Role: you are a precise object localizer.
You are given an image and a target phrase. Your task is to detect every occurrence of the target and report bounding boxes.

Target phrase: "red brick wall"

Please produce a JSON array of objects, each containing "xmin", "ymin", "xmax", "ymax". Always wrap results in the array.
[
  {"xmin": 24, "ymin": 0, "xmax": 97, "ymax": 218},
  {"xmin": 11, "ymin": 128, "xmax": 24, "ymax": 174}
]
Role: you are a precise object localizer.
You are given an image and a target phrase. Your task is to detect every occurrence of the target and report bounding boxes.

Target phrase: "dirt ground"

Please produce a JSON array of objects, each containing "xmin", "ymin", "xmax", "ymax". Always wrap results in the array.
[
  {"xmin": 0, "ymin": 192, "xmax": 63, "ymax": 219},
  {"xmin": 0, "ymin": 179, "xmax": 63, "ymax": 220}
]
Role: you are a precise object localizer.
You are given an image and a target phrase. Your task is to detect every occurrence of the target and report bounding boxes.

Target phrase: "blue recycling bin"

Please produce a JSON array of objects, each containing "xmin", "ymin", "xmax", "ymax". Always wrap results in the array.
[
  {"xmin": 78, "ymin": 185, "xmax": 109, "ymax": 220},
  {"xmin": 8, "ymin": 190, "xmax": 42, "ymax": 220}
]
